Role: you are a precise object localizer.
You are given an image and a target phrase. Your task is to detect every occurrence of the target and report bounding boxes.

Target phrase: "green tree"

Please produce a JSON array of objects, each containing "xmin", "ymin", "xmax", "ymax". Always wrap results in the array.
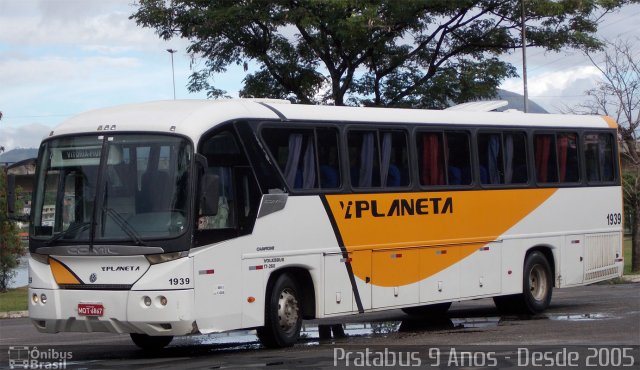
[
  {"xmin": 569, "ymin": 39, "xmax": 640, "ymax": 272},
  {"xmin": 0, "ymin": 168, "xmax": 25, "ymax": 292},
  {"xmin": 131, "ymin": 0, "xmax": 632, "ymax": 107}
]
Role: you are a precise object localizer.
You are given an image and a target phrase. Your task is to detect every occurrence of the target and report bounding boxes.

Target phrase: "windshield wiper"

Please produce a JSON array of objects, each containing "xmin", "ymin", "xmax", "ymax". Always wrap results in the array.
[
  {"xmin": 44, "ymin": 222, "xmax": 91, "ymax": 247},
  {"xmin": 103, "ymin": 207, "xmax": 148, "ymax": 246}
]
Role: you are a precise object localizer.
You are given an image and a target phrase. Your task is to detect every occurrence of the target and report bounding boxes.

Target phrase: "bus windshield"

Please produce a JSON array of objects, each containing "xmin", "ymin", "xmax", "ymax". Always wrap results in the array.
[{"xmin": 31, "ymin": 134, "xmax": 193, "ymax": 245}]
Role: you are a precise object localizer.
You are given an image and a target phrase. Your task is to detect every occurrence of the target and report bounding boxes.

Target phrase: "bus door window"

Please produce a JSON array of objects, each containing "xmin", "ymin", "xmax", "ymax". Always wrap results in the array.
[{"xmin": 197, "ymin": 129, "xmax": 261, "ymax": 244}]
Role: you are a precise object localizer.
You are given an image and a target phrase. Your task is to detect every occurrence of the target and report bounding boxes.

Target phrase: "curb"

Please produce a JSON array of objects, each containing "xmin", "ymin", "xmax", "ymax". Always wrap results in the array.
[
  {"xmin": 0, "ymin": 310, "xmax": 28, "ymax": 319},
  {"xmin": 621, "ymin": 274, "xmax": 640, "ymax": 283}
]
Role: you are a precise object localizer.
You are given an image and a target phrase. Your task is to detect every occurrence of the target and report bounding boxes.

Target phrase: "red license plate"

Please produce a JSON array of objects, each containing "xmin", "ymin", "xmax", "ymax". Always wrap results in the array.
[{"xmin": 78, "ymin": 303, "xmax": 104, "ymax": 316}]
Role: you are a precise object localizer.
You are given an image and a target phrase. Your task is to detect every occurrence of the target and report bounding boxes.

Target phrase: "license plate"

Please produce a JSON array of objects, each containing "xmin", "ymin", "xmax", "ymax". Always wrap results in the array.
[{"xmin": 78, "ymin": 303, "xmax": 104, "ymax": 316}]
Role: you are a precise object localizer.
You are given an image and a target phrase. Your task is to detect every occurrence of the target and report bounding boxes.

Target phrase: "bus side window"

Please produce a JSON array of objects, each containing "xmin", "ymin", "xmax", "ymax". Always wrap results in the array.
[
  {"xmin": 262, "ymin": 128, "xmax": 317, "ymax": 190},
  {"xmin": 585, "ymin": 132, "xmax": 616, "ymax": 182},
  {"xmin": 380, "ymin": 130, "xmax": 410, "ymax": 187},
  {"xmin": 348, "ymin": 130, "xmax": 381, "ymax": 188},
  {"xmin": 316, "ymin": 128, "xmax": 341, "ymax": 189},
  {"xmin": 478, "ymin": 133, "xmax": 504, "ymax": 184},
  {"xmin": 535, "ymin": 132, "xmax": 580, "ymax": 184},
  {"xmin": 417, "ymin": 132, "xmax": 445, "ymax": 186},
  {"xmin": 534, "ymin": 134, "xmax": 558, "ymax": 183},
  {"xmin": 417, "ymin": 131, "xmax": 471, "ymax": 186},
  {"xmin": 477, "ymin": 131, "xmax": 528, "ymax": 185},
  {"xmin": 557, "ymin": 132, "xmax": 580, "ymax": 183}
]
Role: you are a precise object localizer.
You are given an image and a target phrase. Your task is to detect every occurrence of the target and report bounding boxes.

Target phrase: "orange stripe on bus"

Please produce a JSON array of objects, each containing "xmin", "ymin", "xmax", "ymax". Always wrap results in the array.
[
  {"xmin": 326, "ymin": 188, "xmax": 556, "ymax": 287},
  {"xmin": 49, "ymin": 257, "xmax": 82, "ymax": 285},
  {"xmin": 603, "ymin": 116, "xmax": 618, "ymax": 129}
]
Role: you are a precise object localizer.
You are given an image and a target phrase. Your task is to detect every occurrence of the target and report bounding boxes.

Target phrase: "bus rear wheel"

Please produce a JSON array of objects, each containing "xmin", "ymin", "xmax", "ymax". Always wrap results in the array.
[
  {"xmin": 494, "ymin": 251, "xmax": 553, "ymax": 314},
  {"xmin": 257, "ymin": 273, "xmax": 302, "ymax": 348},
  {"xmin": 130, "ymin": 333, "xmax": 173, "ymax": 350}
]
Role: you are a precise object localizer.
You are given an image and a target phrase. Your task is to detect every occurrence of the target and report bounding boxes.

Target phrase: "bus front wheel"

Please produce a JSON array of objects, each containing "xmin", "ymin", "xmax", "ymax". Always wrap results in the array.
[
  {"xmin": 257, "ymin": 273, "xmax": 302, "ymax": 348},
  {"xmin": 130, "ymin": 333, "xmax": 173, "ymax": 350},
  {"xmin": 494, "ymin": 251, "xmax": 553, "ymax": 314}
]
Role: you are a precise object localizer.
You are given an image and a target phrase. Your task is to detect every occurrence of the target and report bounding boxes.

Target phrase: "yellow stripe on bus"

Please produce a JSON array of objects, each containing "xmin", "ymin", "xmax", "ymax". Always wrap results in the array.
[
  {"xmin": 49, "ymin": 257, "xmax": 82, "ymax": 285},
  {"xmin": 325, "ymin": 188, "xmax": 556, "ymax": 287}
]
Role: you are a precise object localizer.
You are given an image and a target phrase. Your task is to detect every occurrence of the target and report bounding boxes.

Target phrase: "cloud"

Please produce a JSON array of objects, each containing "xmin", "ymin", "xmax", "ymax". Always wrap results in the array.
[
  {"xmin": 0, "ymin": 1, "xmax": 190, "ymax": 54},
  {"xmin": 0, "ymin": 123, "xmax": 51, "ymax": 151},
  {"xmin": 502, "ymin": 66, "xmax": 601, "ymax": 97}
]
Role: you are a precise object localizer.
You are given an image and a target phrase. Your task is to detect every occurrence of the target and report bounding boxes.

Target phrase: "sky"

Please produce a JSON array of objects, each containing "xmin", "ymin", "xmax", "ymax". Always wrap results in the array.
[{"xmin": 1, "ymin": 0, "xmax": 639, "ymax": 152}]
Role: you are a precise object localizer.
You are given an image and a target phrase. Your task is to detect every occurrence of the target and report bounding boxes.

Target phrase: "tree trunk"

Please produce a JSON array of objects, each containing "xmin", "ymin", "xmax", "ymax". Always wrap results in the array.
[{"xmin": 633, "ymin": 198, "xmax": 640, "ymax": 272}]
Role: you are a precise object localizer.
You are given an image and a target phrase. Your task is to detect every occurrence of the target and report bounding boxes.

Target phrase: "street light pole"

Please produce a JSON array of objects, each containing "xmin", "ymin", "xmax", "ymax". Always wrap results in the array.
[
  {"xmin": 166, "ymin": 49, "xmax": 177, "ymax": 100},
  {"xmin": 521, "ymin": 0, "xmax": 529, "ymax": 113}
]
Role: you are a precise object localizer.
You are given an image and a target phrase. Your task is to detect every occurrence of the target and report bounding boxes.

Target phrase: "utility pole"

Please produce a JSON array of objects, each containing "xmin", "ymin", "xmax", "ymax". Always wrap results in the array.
[
  {"xmin": 166, "ymin": 49, "xmax": 177, "ymax": 100},
  {"xmin": 521, "ymin": 0, "xmax": 529, "ymax": 113}
]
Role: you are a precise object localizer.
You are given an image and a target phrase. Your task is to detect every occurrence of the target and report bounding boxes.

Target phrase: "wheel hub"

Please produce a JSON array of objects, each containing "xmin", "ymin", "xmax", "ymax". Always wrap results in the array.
[
  {"xmin": 277, "ymin": 288, "xmax": 299, "ymax": 334},
  {"xmin": 529, "ymin": 263, "xmax": 548, "ymax": 301}
]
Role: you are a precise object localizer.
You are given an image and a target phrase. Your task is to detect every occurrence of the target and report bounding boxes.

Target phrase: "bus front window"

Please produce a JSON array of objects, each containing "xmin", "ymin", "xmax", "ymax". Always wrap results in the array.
[{"xmin": 31, "ymin": 135, "xmax": 193, "ymax": 245}]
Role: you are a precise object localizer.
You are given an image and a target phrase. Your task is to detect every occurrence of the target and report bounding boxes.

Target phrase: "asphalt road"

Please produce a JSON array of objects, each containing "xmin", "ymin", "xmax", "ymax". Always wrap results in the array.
[{"xmin": 0, "ymin": 283, "xmax": 638, "ymax": 369}]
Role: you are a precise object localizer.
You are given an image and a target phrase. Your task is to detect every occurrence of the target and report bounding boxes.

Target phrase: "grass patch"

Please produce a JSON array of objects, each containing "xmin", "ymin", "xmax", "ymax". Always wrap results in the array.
[
  {"xmin": 624, "ymin": 238, "xmax": 633, "ymax": 275},
  {"xmin": 0, "ymin": 286, "xmax": 28, "ymax": 312}
]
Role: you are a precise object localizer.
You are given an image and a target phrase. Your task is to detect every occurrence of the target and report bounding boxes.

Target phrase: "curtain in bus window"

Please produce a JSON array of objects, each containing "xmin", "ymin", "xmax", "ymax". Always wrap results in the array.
[
  {"xmin": 359, "ymin": 132, "xmax": 375, "ymax": 187},
  {"xmin": 535, "ymin": 135, "xmax": 554, "ymax": 182},
  {"xmin": 599, "ymin": 134, "xmax": 614, "ymax": 181},
  {"xmin": 487, "ymin": 134, "xmax": 501, "ymax": 184},
  {"xmin": 504, "ymin": 134, "xmax": 514, "ymax": 184},
  {"xmin": 302, "ymin": 137, "xmax": 316, "ymax": 189},
  {"xmin": 599, "ymin": 137, "xmax": 607, "ymax": 180},
  {"xmin": 421, "ymin": 133, "xmax": 444, "ymax": 185},
  {"xmin": 380, "ymin": 132, "xmax": 392, "ymax": 186},
  {"xmin": 283, "ymin": 133, "xmax": 303, "ymax": 187},
  {"xmin": 557, "ymin": 134, "xmax": 569, "ymax": 182}
]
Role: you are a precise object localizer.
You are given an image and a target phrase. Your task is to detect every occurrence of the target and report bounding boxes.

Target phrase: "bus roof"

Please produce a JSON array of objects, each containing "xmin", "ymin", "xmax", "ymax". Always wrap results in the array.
[{"xmin": 46, "ymin": 99, "xmax": 616, "ymax": 145}]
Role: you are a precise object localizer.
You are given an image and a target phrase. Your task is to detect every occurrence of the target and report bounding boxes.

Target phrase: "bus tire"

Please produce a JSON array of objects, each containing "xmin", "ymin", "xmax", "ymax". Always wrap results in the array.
[
  {"xmin": 130, "ymin": 333, "xmax": 173, "ymax": 350},
  {"xmin": 522, "ymin": 251, "xmax": 553, "ymax": 314},
  {"xmin": 495, "ymin": 251, "xmax": 553, "ymax": 314},
  {"xmin": 257, "ymin": 273, "xmax": 302, "ymax": 348},
  {"xmin": 401, "ymin": 302, "xmax": 452, "ymax": 317}
]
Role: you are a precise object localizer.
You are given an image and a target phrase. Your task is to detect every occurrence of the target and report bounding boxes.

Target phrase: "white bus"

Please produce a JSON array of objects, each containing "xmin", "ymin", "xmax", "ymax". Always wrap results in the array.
[{"xmin": 26, "ymin": 99, "xmax": 623, "ymax": 349}]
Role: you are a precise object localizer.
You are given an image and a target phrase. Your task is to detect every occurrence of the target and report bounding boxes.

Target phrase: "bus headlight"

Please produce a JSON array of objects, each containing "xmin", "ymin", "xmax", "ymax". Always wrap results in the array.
[
  {"xmin": 146, "ymin": 251, "xmax": 188, "ymax": 265},
  {"xmin": 143, "ymin": 296, "xmax": 152, "ymax": 307},
  {"xmin": 32, "ymin": 294, "xmax": 39, "ymax": 304},
  {"xmin": 40, "ymin": 294, "xmax": 47, "ymax": 304}
]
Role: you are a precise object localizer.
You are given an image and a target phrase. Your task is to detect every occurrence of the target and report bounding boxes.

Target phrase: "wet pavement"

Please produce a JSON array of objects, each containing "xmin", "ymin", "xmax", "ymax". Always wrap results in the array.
[{"xmin": 0, "ymin": 283, "xmax": 638, "ymax": 369}]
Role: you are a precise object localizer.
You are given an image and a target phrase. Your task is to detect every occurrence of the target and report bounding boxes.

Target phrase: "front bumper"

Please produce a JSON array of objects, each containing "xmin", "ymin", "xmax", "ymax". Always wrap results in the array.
[{"xmin": 28, "ymin": 288, "xmax": 196, "ymax": 336}]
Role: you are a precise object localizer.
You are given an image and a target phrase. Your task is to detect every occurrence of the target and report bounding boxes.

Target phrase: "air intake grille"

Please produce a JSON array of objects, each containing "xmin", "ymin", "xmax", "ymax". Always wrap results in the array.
[{"xmin": 584, "ymin": 233, "xmax": 621, "ymax": 283}]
